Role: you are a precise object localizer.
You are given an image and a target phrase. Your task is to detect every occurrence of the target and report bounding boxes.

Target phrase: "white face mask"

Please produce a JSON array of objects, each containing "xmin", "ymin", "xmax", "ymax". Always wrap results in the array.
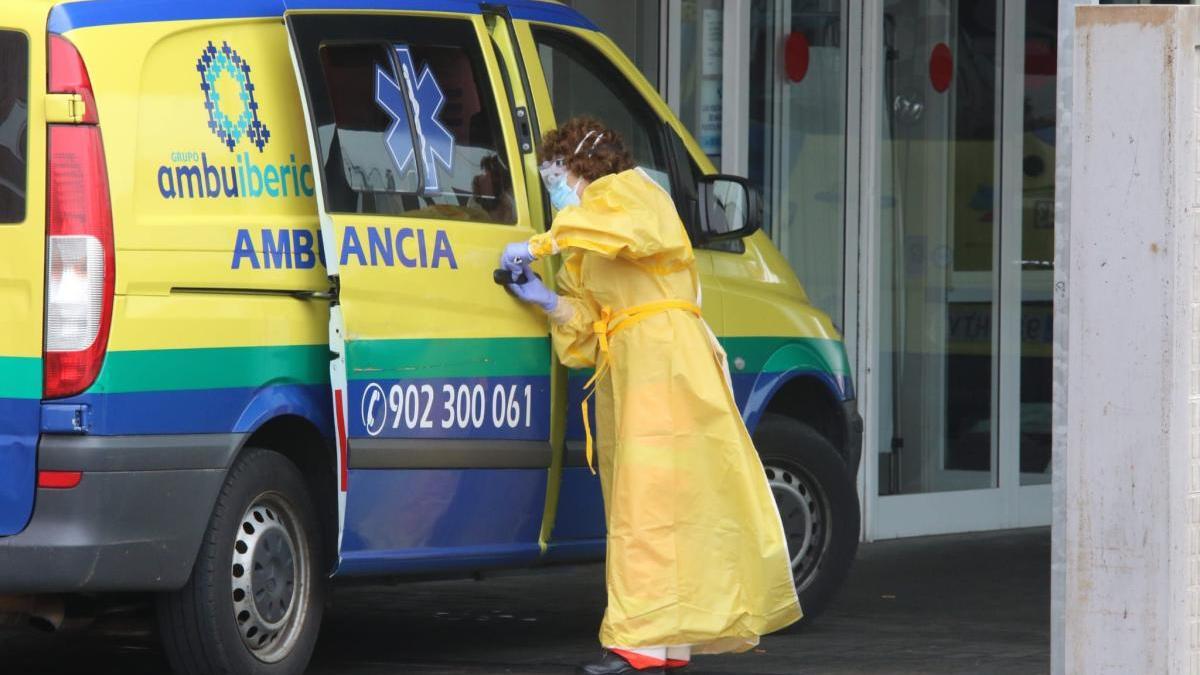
[{"xmin": 547, "ymin": 173, "xmax": 582, "ymax": 210}]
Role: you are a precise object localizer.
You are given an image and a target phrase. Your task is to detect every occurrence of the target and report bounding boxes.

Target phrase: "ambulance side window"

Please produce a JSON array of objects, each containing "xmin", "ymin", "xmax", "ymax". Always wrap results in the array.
[
  {"xmin": 0, "ymin": 31, "xmax": 27, "ymax": 224},
  {"xmin": 532, "ymin": 28, "xmax": 720, "ymax": 247},
  {"xmin": 666, "ymin": 124, "xmax": 744, "ymax": 254},
  {"xmin": 532, "ymin": 28, "xmax": 672, "ymax": 194},
  {"xmin": 318, "ymin": 43, "xmax": 422, "ymax": 201},
  {"xmin": 297, "ymin": 17, "xmax": 517, "ymax": 224}
]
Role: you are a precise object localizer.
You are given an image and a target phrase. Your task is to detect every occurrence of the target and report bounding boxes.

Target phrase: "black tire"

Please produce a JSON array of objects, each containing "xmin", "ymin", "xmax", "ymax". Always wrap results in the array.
[
  {"xmin": 753, "ymin": 413, "xmax": 859, "ymax": 622},
  {"xmin": 157, "ymin": 447, "xmax": 325, "ymax": 675}
]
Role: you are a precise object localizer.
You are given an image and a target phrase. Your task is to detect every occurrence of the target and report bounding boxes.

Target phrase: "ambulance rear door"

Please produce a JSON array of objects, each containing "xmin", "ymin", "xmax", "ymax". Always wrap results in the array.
[
  {"xmin": 0, "ymin": 7, "xmax": 43, "ymax": 536},
  {"xmin": 285, "ymin": 10, "xmax": 555, "ymax": 572}
]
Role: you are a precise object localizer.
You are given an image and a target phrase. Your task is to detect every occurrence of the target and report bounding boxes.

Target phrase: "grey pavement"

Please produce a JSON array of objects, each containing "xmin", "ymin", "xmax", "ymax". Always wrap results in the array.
[{"xmin": 0, "ymin": 528, "xmax": 1049, "ymax": 674}]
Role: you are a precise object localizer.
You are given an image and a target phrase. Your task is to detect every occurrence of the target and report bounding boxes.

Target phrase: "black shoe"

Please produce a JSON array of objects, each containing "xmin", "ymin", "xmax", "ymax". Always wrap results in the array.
[{"xmin": 575, "ymin": 650, "xmax": 665, "ymax": 674}]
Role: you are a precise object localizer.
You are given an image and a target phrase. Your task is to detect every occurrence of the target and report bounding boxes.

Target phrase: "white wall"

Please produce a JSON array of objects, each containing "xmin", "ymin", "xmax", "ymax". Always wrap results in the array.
[{"xmin": 1063, "ymin": 5, "xmax": 1198, "ymax": 671}]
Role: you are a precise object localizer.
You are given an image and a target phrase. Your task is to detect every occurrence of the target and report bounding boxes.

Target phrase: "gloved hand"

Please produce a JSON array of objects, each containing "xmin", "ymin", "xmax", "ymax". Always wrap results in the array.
[
  {"xmin": 500, "ymin": 242, "xmax": 533, "ymax": 278},
  {"xmin": 508, "ymin": 265, "xmax": 558, "ymax": 312}
]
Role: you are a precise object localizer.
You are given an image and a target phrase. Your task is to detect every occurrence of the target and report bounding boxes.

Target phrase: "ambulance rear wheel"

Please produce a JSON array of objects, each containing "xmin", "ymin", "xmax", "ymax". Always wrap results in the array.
[
  {"xmin": 157, "ymin": 447, "xmax": 325, "ymax": 675},
  {"xmin": 754, "ymin": 413, "xmax": 860, "ymax": 623}
]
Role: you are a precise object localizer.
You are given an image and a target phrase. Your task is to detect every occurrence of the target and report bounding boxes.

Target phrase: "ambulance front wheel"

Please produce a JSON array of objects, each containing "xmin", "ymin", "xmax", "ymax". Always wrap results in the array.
[
  {"xmin": 754, "ymin": 413, "xmax": 860, "ymax": 623},
  {"xmin": 157, "ymin": 447, "xmax": 325, "ymax": 675}
]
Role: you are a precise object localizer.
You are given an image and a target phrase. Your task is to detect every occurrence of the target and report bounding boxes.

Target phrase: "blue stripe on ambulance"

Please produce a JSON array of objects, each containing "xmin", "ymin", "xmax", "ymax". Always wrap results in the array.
[
  {"xmin": 51, "ymin": 375, "xmax": 551, "ymax": 439},
  {"xmin": 347, "ymin": 376, "xmax": 550, "ymax": 440},
  {"xmin": 337, "ymin": 468, "xmax": 548, "ymax": 575},
  {"xmin": 51, "ymin": 384, "xmax": 333, "ymax": 436},
  {"xmin": 48, "ymin": 0, "xmax": 597, "ymax": 34},
  {"xmin": 0, "ymin": 398, "xmax": 39, "ymax": 535}
]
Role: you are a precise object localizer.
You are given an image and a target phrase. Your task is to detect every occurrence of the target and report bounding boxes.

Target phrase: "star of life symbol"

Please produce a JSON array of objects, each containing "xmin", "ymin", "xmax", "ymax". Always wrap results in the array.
[
  {"xmin": 197, "ymin": 41, "xmax": 270, "ymax": 153},
  {"xmin": 375, "ymin": 45, "xmax": 455, "ymax": 192}
]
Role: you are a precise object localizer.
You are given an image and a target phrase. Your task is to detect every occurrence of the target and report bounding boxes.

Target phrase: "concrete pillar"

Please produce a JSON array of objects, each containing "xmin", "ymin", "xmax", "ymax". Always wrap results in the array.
[
  {"xmin": 1063, "ymin": 5, "xmax": 1199, "ymax": 672},
  {"xmin": 1052, "ymin": 2, "xmax": 1096, "ymax": 674}
]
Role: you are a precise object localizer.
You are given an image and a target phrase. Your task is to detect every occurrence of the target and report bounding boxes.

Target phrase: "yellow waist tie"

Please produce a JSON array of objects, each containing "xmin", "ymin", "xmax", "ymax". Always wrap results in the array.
[{"xmin": 580, "ymin": 299, "xmax": 703, "ymax": 474}]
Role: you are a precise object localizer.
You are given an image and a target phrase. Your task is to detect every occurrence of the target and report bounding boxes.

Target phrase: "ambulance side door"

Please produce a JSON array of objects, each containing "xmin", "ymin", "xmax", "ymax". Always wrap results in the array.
[{"xmin": 286, "ymin": 11, "xmax": 554, "ymax": 572}]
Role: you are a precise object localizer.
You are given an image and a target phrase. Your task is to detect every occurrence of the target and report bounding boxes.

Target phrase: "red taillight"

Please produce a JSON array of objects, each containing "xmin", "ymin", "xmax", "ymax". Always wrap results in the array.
[
  {"xmin": 48, "ymin": 35, "xmax": 98, "ymax": 123},
  {"xmin": 37, "ymin": 470, "xmax": 82, "ymax": 490},
  {"xmin": 43, "ymin": 36, "xmax": 113, "ymax": 400}
]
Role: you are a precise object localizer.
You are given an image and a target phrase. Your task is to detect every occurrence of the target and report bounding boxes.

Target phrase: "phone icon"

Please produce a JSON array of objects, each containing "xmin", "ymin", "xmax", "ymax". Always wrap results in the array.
[{"xmin": 361, "ymin": 383, "xmax": 387, "ymax": 436}]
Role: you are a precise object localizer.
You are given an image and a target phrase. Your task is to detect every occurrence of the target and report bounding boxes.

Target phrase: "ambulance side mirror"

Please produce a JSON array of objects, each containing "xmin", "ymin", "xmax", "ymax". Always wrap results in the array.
[{"xmin": 697, "ymin": 175, "xmax": 761, "ymax": 244}]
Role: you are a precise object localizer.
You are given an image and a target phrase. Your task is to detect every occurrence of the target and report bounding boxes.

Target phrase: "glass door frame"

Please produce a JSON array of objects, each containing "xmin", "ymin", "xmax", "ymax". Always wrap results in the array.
[
  {"xmin": 666, "ymin": 0, "xmax": 1052, "ymax": 540},
  {"xmin": 855, "ymin": 0, "xmax": 1051, "ymax": 540}
]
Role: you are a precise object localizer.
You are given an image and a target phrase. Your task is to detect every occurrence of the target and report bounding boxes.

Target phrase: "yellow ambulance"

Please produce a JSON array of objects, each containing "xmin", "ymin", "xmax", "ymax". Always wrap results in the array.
[{"xmin": 0, "ymin": 1, "xmax": 861, "ymax": 672}]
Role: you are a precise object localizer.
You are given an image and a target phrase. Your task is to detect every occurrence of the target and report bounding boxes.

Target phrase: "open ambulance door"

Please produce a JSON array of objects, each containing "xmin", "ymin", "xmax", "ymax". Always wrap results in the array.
[{"xmin": 285, "ymin": 9, "xmax": 557, "ymax": 573}]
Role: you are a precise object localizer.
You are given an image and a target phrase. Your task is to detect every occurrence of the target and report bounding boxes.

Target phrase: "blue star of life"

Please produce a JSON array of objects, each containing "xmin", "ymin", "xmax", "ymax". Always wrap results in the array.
[{"xmin": 375, "ymin": 45, "xmax": 455, "ymax": 192}]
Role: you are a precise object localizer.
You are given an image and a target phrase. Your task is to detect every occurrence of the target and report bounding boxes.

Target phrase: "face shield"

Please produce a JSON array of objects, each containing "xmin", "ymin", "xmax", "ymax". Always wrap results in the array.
[
  {"xmin": 538, "ymin": 157, "xmax": 568, "ymax": 191},
  {"xmin": 537, "ymin": 130, "xmax": 608, "ymax": 191},
  {"xmin": 540, "ymin": 157, "xmax": 580, "ymax": 211},
  {"xmin": 538, "ymin": 130, "xmax": 610, "ymax": 211}
]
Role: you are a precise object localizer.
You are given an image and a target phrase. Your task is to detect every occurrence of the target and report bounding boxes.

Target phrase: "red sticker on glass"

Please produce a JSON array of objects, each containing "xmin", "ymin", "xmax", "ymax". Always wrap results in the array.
[
  {"xmin": 929, "ymin": 42, "xmax": 953, "ymax": 93},
  {"xmin": 785, "ymin": 32, "xmax": 810, "ymax": 83}
]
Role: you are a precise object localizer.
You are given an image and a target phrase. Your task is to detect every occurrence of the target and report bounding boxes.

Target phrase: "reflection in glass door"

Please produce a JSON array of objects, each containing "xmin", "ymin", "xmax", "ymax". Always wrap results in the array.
[
  {"xmin": 680, "ymin": 0, "xmax": 727, "ymax": 166},
  {"xmin": 1018, "ymin": 0, "xmax": 1055, "ymax": 486},
  {"xmin": 877, "ymin": 0, "xmax": 1000, "ymax": 496},
  {"xmin": 748, "ymin": 0, "xmax": 847, "ymax": 326}
]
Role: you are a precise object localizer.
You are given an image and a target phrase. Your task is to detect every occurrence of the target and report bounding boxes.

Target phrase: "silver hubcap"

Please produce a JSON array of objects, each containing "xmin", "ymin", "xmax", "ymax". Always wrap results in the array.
[
  {"xmin": 766, "ymin": 463, "xmax": 830, "ymax": 592},
  {"xmin": 231, "ymin": 494, "xmax": 309, "ymax": 663}
]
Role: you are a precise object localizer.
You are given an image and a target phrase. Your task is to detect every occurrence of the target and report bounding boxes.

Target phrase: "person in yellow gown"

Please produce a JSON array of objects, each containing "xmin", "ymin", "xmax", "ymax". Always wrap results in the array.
[{"xmin": 500, "ymin": 117, "xmax": 800, "ymax": 674}]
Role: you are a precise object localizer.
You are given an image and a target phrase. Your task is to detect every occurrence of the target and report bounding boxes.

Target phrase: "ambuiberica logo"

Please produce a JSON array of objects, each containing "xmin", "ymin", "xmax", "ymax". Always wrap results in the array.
[
  {"xmin": 199, "ymin": 41, "xmax": 269, "ymax": 152},
  {"xmin": 156, "ymin": 41, "xmax": 315, "ymax": 201}
]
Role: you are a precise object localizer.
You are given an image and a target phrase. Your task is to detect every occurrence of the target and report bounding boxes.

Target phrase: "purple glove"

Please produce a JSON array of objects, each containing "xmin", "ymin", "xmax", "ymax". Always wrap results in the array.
[
  {"xmin": 500, "ymin": 242, "xmax": 533, "ymax": 278},
  {"xmin": 508, "ymin": 265, "xmax": 558, "ymax": 312}
]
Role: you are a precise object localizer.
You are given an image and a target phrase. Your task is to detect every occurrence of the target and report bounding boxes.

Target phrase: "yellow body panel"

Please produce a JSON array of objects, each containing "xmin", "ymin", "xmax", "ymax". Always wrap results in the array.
[
  {"xmin": 61, "ymin": 19, "xmax": 327, "ymax": 356},
  {"xmin": 0, "ymin": 4, "xmax": 47, "ymax": 362},
  {"xmin": 106, "ymin": 293, "xmax": 327, "ymax": 352},
  {"xmin": 329, "ymin": 215, "xmax": 550, "ymax": 342},
  {"xmin": 714, "ymin": 230, "xmax": 841, "ymax": 340}
]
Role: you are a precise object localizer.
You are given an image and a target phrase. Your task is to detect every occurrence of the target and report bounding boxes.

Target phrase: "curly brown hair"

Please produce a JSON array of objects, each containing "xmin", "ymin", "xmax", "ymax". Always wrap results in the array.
[{"xmin": 538, "ymin": 116, "xmax": 635, "ymax": 182}]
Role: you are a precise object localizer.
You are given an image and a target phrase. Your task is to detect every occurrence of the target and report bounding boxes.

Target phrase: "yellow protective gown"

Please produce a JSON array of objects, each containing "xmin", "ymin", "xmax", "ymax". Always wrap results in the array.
[{"xmin": 527, "ymin": 168, "xmax": 801, "ymax": 653}]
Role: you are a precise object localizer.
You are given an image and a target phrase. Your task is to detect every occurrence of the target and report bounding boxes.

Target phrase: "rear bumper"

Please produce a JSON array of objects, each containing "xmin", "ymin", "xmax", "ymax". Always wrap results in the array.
[{"xmin": 0, "ymin": 434, "xmax": 242, "ymax": 593}]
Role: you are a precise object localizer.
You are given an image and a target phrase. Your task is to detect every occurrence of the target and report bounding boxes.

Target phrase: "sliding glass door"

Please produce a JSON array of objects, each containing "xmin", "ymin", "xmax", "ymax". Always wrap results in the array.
[{"xmin": 867, "ymin": 0, "xmax": 1052, "ymax": 537}]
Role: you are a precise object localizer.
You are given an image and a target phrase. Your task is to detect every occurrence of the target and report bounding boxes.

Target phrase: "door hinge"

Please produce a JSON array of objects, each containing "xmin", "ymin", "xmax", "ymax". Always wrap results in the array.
[{"xmin": 45, "ymin": 93, "xmax": 87, "ymax": 124}]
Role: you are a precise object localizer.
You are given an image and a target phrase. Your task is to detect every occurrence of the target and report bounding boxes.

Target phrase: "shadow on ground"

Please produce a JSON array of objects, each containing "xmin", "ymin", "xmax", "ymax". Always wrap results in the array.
[{"xmin": 0, "ymin": 528, "xmax": 1049, "ymax": 674}]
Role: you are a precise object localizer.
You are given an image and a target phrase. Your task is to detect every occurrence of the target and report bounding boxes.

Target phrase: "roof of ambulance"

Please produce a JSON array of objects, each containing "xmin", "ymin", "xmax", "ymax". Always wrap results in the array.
[{"xmin": 46, "ymin": 0, "xmax": 596, "ymax": 34}]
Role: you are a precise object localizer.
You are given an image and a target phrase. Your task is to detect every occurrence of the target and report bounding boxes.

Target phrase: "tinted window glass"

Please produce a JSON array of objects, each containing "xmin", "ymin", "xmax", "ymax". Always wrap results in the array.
[
  {"xmin": 533, "ymin": 28, "xmax": 671, "ymax": 192},
  {"xmin": 0, "ymin": 31, "xmax": 28, "ymax": 223},
  {"xmin": 295, "ymin": 16, "xmax": 515, "ymax": 223},
  {"xmin": 534, "ymin": 28, "xmax": 735, "ymax": 251},
  {"xmin": 664, "ymin": 121, "xmax": 740, "ymax": 252},
  {"xmin": 319, "ymin": 43, "xmax": 422, "ymax": 201}
]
